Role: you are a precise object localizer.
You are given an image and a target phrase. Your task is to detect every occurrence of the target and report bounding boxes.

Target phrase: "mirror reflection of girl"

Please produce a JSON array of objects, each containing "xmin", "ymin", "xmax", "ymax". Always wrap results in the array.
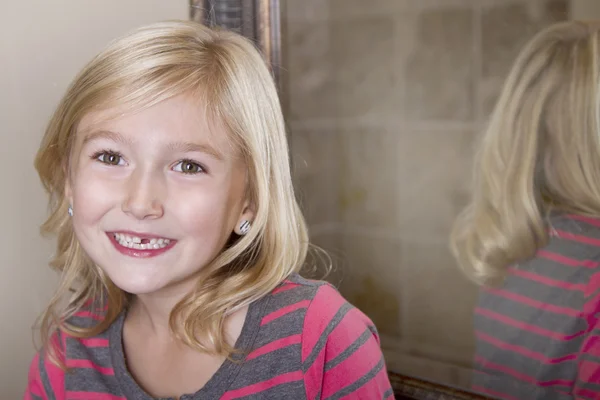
[
  {"xmin": 451, "ymin": 21, "xmax": 600, "ymax": 400},
  {"xmin": 24, "ymin": 21, "xmax": 393, "ymax": 400}
]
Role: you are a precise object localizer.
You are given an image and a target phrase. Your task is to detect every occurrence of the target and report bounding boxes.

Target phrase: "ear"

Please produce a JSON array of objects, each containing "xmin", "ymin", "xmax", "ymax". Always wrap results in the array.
[{"xmin": 234, "ymin": 199, "xmax": 255, "ymax": 235}]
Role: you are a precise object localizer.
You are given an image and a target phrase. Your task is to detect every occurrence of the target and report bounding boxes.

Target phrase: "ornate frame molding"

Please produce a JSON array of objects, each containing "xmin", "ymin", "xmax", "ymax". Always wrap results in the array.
[{"xmin": 189, "ymin": 0, "xmax": 282, "ymax": 89}]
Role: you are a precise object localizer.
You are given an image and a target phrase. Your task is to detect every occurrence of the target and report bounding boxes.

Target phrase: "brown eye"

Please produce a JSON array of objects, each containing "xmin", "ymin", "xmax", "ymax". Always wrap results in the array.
[
  {"xmin": 175, "ymin": 160, "xmax": 204, "ymax": 174},
  {"xmin": 92, "ymin": 151, "xmax": 123, "ymax": 165},
  {"xmin": 97, "ymin": 152, "xmax": 122, "ymax": 165}
]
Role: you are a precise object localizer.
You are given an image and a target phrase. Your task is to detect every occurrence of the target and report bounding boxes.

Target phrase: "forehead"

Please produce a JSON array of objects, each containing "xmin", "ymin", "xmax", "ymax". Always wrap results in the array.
[{"xmin": 75, "ymin": 94, "xmax": 235, "ymax": 155}]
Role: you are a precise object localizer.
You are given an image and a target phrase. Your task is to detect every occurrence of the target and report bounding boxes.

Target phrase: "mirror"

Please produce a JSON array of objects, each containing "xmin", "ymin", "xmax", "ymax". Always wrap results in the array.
[
  {"xmin": 188, "ymin": 1, "xmax": 600, "ymax": 399},
  {"xmin": 282, "ymin": 1, "xmax": 595, "ymax": 399}
]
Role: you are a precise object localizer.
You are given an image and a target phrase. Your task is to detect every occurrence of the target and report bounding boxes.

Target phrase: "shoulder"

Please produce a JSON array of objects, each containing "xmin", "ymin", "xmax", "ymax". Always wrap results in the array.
[
  {"xmin": 505, "ymin": 214, "xmax": 600, "ymax": 288},
  {"xmin": 278, "ymin": 275, "xmax": 392, "ymax": 399},
  {"xmin": 268, "ymin": 274, "xmax": 376, "ymax": 333},
  {"xmin": 25, "ymin": 311, "xmax": 121, "ymax": 398},
  {"xmin": 548, "ymin": 214, "xmax": 600, "ymax": 258},
  {"xmin": 272, "ymin": 274, "xmax": 377, "ymax": 335},
  {"xmin": 25, "ymin": 331, "xmax": 66, "ymax": 398},
  {"xmin": 297, "ymin": 277, "xmax": 380, "ymax": 357},
  {"xmin": 544, "ymin": 215, "xmax": 600, "ymax": 298}
]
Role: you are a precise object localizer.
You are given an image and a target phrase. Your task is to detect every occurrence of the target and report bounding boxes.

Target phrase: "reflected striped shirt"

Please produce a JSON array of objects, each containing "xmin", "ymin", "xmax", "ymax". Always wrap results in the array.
[
  {"xmin": 473, "ymin": 214, "xmax": 600, "ymax": 400},
  {"xmin": 24, "ymin": 274, "xmax": 394, "ymax": 399}
]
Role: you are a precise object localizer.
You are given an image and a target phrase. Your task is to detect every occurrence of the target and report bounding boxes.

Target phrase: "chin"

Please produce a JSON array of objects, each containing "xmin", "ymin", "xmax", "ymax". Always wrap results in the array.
[{"xmin": 102, "ymin": 269, "xmax": 170, "ymax": 296}]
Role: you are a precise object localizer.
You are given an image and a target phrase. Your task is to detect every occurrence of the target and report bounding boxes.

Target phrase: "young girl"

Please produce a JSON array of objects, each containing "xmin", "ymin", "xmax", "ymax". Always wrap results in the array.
[
  {"xmin": 451, "ymin": 21, "xmax": 600, "ymax": 400},
  {"xmin": 24, "ymin": 21, "xmax": 393, "ymax": 400}
]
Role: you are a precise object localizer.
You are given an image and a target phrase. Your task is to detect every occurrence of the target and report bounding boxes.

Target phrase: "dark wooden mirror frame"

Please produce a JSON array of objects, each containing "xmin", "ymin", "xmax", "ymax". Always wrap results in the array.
[
  {"xmin": 390, "ymin": 372, "xmax": 492, "ymax": 400},
  {"xmin": 189, "ymin": 0, "xmax": 282, "ymax": 90}
]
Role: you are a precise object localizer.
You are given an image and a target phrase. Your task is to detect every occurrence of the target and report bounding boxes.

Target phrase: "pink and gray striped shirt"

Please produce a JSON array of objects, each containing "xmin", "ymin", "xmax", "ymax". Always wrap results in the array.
[
  {"xmin": 24, "ymin": 274, "xmax": 393, "ymax": 399},
  {"xmin": 473, "ymin": 213, "xmax": 600, "ymax": 399}
]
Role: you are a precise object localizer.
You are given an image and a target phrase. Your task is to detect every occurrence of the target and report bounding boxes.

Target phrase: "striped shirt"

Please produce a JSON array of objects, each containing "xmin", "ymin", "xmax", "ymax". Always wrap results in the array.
[
  {"xmin": 24, "ymin": 274, "xmax": 393, "ymax": 399},
  {"xmin": 473, "ymin": 214, "xmax": 600, "ymax": 400}
]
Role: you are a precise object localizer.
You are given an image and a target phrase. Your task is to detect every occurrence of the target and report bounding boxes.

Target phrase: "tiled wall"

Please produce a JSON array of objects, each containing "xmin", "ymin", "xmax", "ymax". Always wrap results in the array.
[{"xmin": 284, "ymin": 0, "xmax": 569, "ymax": 388}]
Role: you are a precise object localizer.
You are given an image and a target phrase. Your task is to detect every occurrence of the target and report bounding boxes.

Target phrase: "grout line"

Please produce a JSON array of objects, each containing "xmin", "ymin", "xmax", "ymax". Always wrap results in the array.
[
  {"xmin": 289, "ymin": 119, "xmax": 480, "ymax": 132},
  {"xmin": 339, "ymin": 225, "xmax": 450, "ymax": 244},
  {"xmin": 307, "ymin": 223, "xmax": 451, "ymax": 245}
]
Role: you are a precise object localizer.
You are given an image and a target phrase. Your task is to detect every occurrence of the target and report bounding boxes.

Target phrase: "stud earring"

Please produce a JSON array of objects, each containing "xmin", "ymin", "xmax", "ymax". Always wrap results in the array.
[
  {"xmin": 68, "ymin": 205, "xmax": 73, "ymax": 217},
  {"xmin": 239, "ymin": 220, "xmax": 251, "ymax": 235}
]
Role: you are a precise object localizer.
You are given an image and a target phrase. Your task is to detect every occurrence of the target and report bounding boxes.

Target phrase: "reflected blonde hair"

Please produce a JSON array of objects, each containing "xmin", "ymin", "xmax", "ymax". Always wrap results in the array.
[
  {"xmin": 35, "ymin": 21, "xmax": 309, "ymax": 361},
  {"xmin": 451, "ymin": 21, "xmax": 600, "ymax": 286}
]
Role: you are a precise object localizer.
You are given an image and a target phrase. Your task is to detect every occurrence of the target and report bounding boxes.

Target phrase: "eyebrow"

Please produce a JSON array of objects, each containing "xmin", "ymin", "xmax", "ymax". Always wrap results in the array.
[
  {"xmin": 166, "ymin": 141, "xmax": 224, "ymax": 160},
  {"xmin": 82, "ymin": 130, "xmax": 132, "ymax": 146},
  {"xmin": 82, "ymin": 130, "xmax": 224, "ymax": 160}
]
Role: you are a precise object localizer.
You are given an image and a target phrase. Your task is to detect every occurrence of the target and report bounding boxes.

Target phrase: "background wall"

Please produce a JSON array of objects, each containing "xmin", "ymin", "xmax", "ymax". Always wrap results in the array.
[
  {"xmin": 571, "ymin": 0, "xmax": 600, "ymax": 18},
  {"xmin": 284, "ymin": 0, "xmax": 574, "ymax": 388},
  {"xmin": 0, "ymin": 2, "xmax": 187, "ymax": 397}
]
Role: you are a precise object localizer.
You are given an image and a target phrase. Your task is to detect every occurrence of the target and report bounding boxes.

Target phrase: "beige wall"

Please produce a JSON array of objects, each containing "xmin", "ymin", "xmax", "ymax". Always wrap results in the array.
[
  {"xmin": 571, "ymin": 0, "xmax": 600, "ymax": 19},
  {"xmin": 285, "ymin": 0, "xmax": 570, "ymax": 388},
  {"xmin": 0, "ymin": 2, "xmax": 187, "ymax": 397}
]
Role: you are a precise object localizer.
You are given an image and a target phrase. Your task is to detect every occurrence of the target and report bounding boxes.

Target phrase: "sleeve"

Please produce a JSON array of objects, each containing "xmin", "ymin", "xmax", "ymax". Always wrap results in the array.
[
  {"xmin": 575, "ymin": 271, "xmax": 600, "ymax": 399},
  {"xmin": 23, "ymin": 333, "xmax": 65, "ymax": 400},
  {"xmin": 24, "ymin": 353, "xmax": 46, "ymax": 400},
  {"xmin": 302, "ymin": 284, "xmax": 394, "ymax": 400}
]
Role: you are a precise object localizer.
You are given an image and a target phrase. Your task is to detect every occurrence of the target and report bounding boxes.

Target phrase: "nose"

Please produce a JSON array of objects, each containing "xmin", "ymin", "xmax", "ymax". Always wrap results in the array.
[{"xmin": 122, "ymin": 168, "xmax": 165, "ymax": 220}]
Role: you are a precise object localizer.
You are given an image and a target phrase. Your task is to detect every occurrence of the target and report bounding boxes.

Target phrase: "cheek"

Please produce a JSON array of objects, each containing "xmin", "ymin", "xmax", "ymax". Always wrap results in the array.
[
  {"xmin": 170, "ymin": 185, "xmax": 239, "ymax": 236},
  {"xmin": 71, "ymin": 171, "xmax": 119, "ymax": 223}
]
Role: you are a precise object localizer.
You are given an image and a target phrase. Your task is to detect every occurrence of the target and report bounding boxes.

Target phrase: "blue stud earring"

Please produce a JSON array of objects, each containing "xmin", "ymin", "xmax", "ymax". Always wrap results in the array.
[
  {"xmin": 239, "ymin": 220, "xmax": 251, "ymax": 235},
  {"xmin": 68, "ymin": 205, "xmax": 73, "ymax": 217}
]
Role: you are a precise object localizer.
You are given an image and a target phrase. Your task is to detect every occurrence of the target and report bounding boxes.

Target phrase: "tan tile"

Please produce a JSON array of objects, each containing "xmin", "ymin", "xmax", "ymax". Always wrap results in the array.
[
  {"xmin": 291, "ymin": 128, "xmax": 339, "ymax": 226},
  {"xmin": 329, "ymin": 17, "xmax": 400, "ymax": 118},
  {"xmin": 283, "ymin": 0, "xmax": 329, "ymax": 22},
  {"xmin": 328, "ymin": 0, "xmax": 409, "ymax": 20},
  {"xmin": 396, "ymin": 128, "xmax": 477, "ymax": 240},
  {"xmin": 285, "ymin": 21, "xmax": 338, "ymax": 120},
  {"xmin": 404, "ymin": 7, "xmax": 475, "ymax": 121},
  {"xmin": 482, "ymin": 0, "xmax": 568, "ymax": 79},
  {"xmin": 337, "ymin": 126, "xmax": 399, "ymax": 228},
  {"xmin": 480, "ymin": 0, "xmax": 568, "ymax": 117},
  {"xmin": 410, "ymin": 0, "xmax": 474, "ymax": 9},
  {"xmin": 399, "ymin": 239, "xmax": 478, "ymax": 355},
  {"xmin": 303, "ymin": 230, "xmax": 344, "ymax": 285},
  {"xmin": 338, "ymin": 233, "xmax": 402, "ymax": 337}
]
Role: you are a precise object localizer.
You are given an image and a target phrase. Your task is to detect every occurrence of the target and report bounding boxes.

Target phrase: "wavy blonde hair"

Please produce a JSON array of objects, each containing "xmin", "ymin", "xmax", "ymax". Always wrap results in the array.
[
  {"xmin": 34, "ymin": 21, "xmax": 309, "ymax": 361},
  {"xmin": 451, "ymin": 21, "xmax": 600, "ymax": 286}
]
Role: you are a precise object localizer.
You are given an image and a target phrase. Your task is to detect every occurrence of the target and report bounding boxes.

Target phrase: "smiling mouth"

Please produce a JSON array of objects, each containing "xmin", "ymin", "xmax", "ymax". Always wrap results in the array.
[{"xmin": 111, "ymin": 232, "xmax": 171, "ymax": 250}]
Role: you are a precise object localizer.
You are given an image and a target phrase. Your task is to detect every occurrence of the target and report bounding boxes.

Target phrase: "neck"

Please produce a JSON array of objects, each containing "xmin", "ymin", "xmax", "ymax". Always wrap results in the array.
[
  {"xmin": 125, "ymin": 280, "xmax": 249, "ymax": 348},
  {"xmin": 128, "ymin": 282, "xmax": 195, "ymax": 339}
]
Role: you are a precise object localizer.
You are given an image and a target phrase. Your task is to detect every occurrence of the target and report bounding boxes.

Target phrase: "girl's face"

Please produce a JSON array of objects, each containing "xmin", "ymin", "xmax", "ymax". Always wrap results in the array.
[{"xmin": 65, "ymin": 95, "xmax": 253, "ymax": 297}]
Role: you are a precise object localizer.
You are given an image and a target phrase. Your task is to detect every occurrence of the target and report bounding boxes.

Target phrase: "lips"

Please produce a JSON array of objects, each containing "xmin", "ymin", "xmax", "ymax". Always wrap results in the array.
[{"xmin": 107, "ymin": 231, "xmax": 176, "ymax": 258}]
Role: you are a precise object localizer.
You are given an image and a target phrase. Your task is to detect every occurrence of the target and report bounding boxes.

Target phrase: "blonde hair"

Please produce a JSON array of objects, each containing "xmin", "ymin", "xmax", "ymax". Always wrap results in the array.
[
  {"xmin": 451, "ymin": 21, "xmax": 600, "ymax": 286},
  {"xmin": 34, "ymin": 21, "xmax": 309, "ymax": 360}
]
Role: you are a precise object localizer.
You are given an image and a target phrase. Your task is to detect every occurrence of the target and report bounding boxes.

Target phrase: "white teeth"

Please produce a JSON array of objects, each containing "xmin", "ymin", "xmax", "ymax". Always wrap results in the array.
[{"xmin": 112, "ymin": 233, "xmax": 170, "ymax": 250}]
